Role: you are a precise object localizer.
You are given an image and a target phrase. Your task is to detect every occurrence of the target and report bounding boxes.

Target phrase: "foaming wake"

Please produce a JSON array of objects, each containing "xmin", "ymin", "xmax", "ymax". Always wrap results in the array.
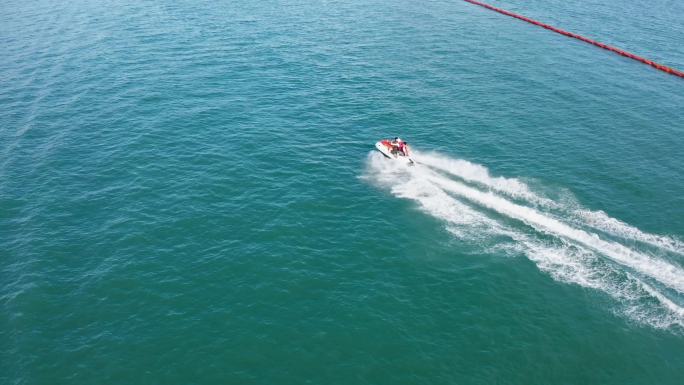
[
  {"xmin": 364, "ymin": 151, "xmax": 684, "ymax": 331},
  {"xmin": 418, "ymin": 152, "xmax": 684, "ymax": 255}
]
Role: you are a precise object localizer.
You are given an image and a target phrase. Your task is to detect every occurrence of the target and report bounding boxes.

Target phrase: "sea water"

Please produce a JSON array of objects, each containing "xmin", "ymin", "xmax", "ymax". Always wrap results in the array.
[{"xmin": 2, "ymin": 0, "xmax": 683, "ymax": 384}]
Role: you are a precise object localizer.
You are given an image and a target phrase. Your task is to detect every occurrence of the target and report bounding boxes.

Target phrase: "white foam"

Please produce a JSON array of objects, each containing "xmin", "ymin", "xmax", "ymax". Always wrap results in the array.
[
  {"xmin": 520, "ymin": 237, "xmax": 604, "ymax": 290},
  {"xmin": 426, "ymin": 172, "xmax": 684, "ymax": 293},
  {"xmin": 510, "ymin": 232, "xmax": 684, "ymax": 329},
  {"xmin": 417, "ymin": 151, "xmax": 684, "ymax": 256},
  {"xmin": 416, "ymin": 151, "xmax": 558, "ymax": 207},
  {"xmin": 574, "ymin": 209, "xmax": 684, "ymax": 255},
  {"xmin": 363, "ymin": 151, "xmax": 684, "ymax": 330},
  {"xmin": 635, "ymin": 282, "xmax": 684, "ymax": 329},
  {"xmin": 365, "ymin": 153, "xmax": 507, "ymax": 240}
]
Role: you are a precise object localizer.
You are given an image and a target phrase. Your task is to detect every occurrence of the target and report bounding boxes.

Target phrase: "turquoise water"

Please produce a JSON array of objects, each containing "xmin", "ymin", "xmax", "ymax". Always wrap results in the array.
[{"xmin": 2, "ymin": 0, "xmax": 683, "ymax": 383}]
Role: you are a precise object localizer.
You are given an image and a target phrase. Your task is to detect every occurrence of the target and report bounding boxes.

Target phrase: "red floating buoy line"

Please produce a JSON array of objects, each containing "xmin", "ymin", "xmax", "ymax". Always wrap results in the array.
[{"xmin": 462, "ymin": 0, "xmax": 684, "ymax": 79}]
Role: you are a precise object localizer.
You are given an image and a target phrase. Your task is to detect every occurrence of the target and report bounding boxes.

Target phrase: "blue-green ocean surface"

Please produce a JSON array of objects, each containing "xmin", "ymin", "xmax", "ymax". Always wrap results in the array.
[{"xmin": 2, "ymin": 0, "xmax": 683, "ymax": 384}]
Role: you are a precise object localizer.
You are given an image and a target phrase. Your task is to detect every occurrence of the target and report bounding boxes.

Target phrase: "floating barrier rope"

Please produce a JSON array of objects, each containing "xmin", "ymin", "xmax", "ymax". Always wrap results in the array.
[{"xmin": 463, "ymin": 0, "xmax": 684, "ymax": 79}]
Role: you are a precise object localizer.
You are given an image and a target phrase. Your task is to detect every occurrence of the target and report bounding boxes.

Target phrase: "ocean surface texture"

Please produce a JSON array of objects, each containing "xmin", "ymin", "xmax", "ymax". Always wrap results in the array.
[{"xmin": 2, "ymin": 0, "xmax": 683, "ymax": 384}]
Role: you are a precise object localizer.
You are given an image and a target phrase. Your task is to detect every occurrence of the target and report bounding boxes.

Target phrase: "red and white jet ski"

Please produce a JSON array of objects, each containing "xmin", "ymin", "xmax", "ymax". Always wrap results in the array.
[{"xmin": 375, "ymin": 139, "xmax": 415, "ymax": 165}]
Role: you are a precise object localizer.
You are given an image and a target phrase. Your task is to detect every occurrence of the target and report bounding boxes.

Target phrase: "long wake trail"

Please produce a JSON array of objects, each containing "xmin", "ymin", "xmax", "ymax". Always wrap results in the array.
[
  {"xmin": 364, "ymin": 151, "xmax": 684, "ymax": 330},
  {"xmin": 418, "ymin": 153, "xmax": 684, "ymax": 255}
]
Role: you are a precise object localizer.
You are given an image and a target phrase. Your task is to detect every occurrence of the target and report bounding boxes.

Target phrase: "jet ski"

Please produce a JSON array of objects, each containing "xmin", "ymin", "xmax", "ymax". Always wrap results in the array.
[{"xmin": 375, "ymin": 139, "xmax": 415, "ymax": 165}]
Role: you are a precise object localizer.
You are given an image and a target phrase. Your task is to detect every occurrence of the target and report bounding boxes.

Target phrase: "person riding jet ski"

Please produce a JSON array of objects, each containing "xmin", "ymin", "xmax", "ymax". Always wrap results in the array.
[
  {"xmin": 390, "ymin": 137, "xmax": 403, "ymax": 154},
  {"xmin": 399, "ymin": 141, "xmax": 410, "ymax": 157},
  {"xmin": 390, "ymin": 137, "xmax": 410, "ymax": 156}
]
